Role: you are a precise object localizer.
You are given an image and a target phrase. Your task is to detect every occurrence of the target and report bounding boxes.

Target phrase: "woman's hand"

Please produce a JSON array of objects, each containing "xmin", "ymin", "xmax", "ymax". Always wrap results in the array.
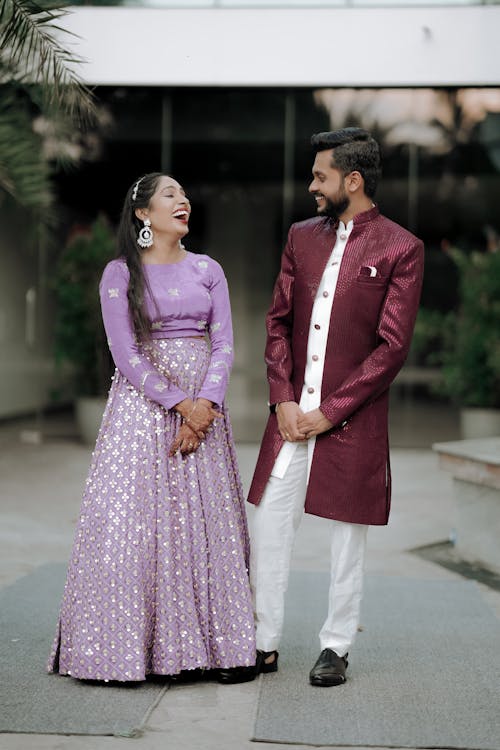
[
  {"xmin": 175, "ymin": 397, "xmax": 222, "ymax": 437},
  {"xmin": 169, "ymin": 423, "xmax": 201, "ymax": 456}
]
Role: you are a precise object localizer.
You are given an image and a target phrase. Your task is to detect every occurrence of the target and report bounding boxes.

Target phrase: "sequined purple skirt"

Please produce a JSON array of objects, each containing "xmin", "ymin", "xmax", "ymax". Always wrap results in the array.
[{"xmin": 48, "ymin": 337, "xmax": 256, "ymax": 681}]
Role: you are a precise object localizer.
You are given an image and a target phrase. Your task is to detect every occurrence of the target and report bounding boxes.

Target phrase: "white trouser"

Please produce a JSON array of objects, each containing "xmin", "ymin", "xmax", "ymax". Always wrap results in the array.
[{"xmin": 250, "ymin": 442, "xmax": 368, "ymax": 657}]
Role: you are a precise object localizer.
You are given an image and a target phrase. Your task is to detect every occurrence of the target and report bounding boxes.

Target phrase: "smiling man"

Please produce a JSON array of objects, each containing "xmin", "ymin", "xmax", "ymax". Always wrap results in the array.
[{"xmin": 247, "ymin": 128, "xmax": 424, "ymax": 686}]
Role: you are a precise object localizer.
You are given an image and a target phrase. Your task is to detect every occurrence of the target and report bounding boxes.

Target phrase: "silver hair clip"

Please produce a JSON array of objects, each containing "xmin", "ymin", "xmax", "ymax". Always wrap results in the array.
[{"xmin": 131, "ymin": 176, "xmax": 144, "ymax": 201}]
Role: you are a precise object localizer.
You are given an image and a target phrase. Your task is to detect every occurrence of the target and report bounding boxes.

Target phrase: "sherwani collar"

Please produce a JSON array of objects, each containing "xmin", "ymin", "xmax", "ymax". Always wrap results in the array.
[
  {"xmin": 328, "ymin": 204, "xmax": 379, "ymax": 235},
  {"xmin": 304, "ymin": 206, "xmax": 379, "ymax": 305}
]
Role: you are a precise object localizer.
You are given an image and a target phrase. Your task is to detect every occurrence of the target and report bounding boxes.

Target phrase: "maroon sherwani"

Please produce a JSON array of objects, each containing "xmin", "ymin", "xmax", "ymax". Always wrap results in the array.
[{"xmin": 247, "ymin": 206, "xmax": 424, "ymax": 525}]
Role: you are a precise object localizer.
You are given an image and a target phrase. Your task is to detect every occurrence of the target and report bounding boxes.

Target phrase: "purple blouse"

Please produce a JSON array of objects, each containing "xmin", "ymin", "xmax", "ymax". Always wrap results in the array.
[{"xmin": 99, "ymin": 252, "xmax": 234, "ymax": 409}]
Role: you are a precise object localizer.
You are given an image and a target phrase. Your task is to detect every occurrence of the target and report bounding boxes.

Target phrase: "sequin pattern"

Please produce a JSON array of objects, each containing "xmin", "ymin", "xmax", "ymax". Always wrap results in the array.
[{"xmin": 48, "ymin": 337, "xmax": 255, "ymax": 681}]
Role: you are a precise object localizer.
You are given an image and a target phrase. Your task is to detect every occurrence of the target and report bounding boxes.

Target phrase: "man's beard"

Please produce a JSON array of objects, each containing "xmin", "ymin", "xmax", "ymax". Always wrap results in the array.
[{"xmin": 318, "ymin": 195, "xmax": 350, "ymax": 221}]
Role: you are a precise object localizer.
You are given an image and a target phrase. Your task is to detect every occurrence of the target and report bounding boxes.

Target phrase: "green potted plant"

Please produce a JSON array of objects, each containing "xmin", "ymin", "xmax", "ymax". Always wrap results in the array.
[
  {"xmin": 53, "ymin": 215, "xmax": 116, "ymax": 443},
  {"xmin": 442, "ymin": 246, "xmax": 500, "ymax": 437},
  {"xmin": 411, "ymin": 246, "xmax": 500, "ymax": 438},
  {"xmin": 429, "ymin": 246, "xmax": 500, "ymax": 438}
]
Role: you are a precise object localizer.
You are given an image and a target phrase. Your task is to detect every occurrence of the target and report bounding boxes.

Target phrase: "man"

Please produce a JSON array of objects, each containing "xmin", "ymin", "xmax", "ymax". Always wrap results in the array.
[{"xmin": 247, "ymin": 128, "xmax": 424, "ymax": 686}]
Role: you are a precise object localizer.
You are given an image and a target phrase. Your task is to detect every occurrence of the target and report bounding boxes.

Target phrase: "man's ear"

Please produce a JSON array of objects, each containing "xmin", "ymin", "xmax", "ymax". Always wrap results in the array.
[
  {"xmin": 135, "ymin": 208, "xmax": 148, "ymax": 221},
  {"xmin": 345, "ymin": 171, "xmax": 363, "ymax": 194}
]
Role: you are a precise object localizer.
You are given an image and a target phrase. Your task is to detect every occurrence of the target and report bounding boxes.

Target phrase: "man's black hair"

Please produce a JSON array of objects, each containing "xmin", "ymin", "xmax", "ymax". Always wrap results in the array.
[{"xmin": 311, "ymin": 128, "xmax": 381, "ymax": 199}]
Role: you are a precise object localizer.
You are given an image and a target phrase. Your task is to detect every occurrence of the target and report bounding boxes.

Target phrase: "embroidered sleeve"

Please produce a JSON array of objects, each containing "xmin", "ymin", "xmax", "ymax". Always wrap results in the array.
[
  {"xmin": 99, "ymin": 260, "xmax": 188, "ymax": 410},
  {"xmin": 196, "ymin": 258, "xmax": 234, "ymax": 406}
]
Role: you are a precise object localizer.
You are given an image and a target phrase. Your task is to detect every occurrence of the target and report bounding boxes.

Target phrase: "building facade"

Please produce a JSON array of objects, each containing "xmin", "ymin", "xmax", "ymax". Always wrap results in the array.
[{"xmin": 2, "ymin": 1, "xmax": 500, "ymax": 439}]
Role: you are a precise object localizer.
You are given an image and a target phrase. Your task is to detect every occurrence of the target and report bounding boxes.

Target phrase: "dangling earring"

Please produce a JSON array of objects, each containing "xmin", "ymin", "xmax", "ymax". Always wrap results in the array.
[{"xmin": 137, "ymin": 218, "xmax": 153, "ymax": 248}]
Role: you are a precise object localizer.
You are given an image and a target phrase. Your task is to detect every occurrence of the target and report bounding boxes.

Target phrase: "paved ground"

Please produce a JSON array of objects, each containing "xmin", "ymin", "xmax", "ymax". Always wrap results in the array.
[{"xmin": 1, "ymin": 403, "xmax": 499, "ymax": 750}]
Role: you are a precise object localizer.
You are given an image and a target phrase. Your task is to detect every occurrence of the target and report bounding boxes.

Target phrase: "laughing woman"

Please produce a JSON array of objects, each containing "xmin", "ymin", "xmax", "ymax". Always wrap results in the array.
[{"xmin": 47, "ymin": 173, "xmax": 256, "ymax": 684}]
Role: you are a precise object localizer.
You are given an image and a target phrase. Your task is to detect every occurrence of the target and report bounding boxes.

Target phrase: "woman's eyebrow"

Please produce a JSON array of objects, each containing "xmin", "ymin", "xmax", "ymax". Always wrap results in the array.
[{"xmin": 161, "ymin": 185, "xmax": 185, "ymax": 194}]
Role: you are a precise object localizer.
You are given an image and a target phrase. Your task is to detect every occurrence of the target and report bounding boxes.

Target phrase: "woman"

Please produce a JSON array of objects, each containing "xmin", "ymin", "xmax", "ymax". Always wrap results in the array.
[{"xmin": 47, "ymin": 173, "xmax": 256, "ymax": 684}]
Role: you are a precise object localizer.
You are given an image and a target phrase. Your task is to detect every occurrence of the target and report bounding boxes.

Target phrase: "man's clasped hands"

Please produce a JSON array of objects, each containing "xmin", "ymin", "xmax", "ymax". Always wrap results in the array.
[{"xmin": 276, "ymin": 401, "xmax": 334, "ymax": 443}]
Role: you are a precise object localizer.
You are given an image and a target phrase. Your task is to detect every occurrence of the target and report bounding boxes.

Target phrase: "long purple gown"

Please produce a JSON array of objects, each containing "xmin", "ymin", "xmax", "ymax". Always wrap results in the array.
[{"xmin": 47, "ymin": 252, "xmax": 256, "ymax": 681}]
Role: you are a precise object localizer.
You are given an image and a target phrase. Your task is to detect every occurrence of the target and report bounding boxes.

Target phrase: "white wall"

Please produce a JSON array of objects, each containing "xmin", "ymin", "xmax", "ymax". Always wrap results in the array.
[{"xmin": 63, "ymin": 6, "xmax": 500, "ymax": 87}]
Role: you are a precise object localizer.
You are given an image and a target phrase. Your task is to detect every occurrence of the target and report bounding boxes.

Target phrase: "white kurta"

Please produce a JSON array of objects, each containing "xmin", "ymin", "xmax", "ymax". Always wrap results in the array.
[{"xmin": 271, "ymin": 219, "xmax": 354, "ymax": 481}]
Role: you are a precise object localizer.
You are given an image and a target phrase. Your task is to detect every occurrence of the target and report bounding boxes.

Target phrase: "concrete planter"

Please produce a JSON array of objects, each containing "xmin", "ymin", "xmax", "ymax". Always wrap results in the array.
[
  {"xmin": 433, "ymin": 437, "xmax": 500, "ymax": 575},
  {"xmin": 75, "ymin": 396, "xmax": 107, "ymax": 445},
  {"xmin": 460, "ymin": 408, "xmax": 500, "ymax": 439}
]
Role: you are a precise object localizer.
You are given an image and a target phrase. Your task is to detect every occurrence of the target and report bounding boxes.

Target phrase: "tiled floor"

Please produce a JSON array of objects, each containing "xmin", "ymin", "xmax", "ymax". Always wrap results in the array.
[{"xmin": 1, "ymin": 401, "xmax": 498, "ymax": 750}]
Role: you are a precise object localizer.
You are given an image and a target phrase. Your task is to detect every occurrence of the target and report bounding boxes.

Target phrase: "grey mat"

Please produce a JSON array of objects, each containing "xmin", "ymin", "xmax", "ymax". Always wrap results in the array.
[
  {"xmin": 253, "ymin": 572, "xmax": 500, "ymax": 748},
  {"xmin": 0, "ymin": 564, "xmax": 168, "ymax": 736}
]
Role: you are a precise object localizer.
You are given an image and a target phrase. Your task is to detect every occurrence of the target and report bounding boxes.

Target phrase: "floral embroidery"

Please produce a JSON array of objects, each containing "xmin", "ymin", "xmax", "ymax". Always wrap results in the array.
[
  {"xmin": 154, "ymin": 383, "xmax": 168, "ymax": 392},
  {"xmin": 108, "ymin": 288, "xmax": 119, "ymax": 298},
  {"xmin": 222, "ymin": 344, "xmax": 232, "ymax": 354},
  {"xmin": 151, "ymin": 322, "xmax": 163, "ymax": 330},
  {"xmin": 197, "ymin": 320, "xmax": 207, "ymax": 330},
  {"xmin": 212, "ymin": 360, "xmax": 229, "ymax": 377},
  {"xmin": 208, "ymin": 374, "xmax": 222, "ymax": 383},
  {"xmin": 129, "ymin": 356, "xmax": 141, "ymax": 368},
  {"xmin": 168, "ymin": 288, "xmax": 180, "ymax": 297},
  {"xmin": 197, "ymin": 260, "xmax": 208, "ymax": 269},
  {"xmin": 140, "ymin": 370, "xmax": 156, "ymax": 395},
  {"xmin": 210, "ymin": 322, "xmax": 221, "ymax": 332}
]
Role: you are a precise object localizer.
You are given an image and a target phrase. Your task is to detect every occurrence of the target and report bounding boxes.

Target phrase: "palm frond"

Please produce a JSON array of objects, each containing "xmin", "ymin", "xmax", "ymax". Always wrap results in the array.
[
  {"xmin": 0, "ymin": 0, "xmax": 95, "ymax": 124},
  {"xmin": 0, "ymin": 87, "xmax": 54, "ymax": 216}
]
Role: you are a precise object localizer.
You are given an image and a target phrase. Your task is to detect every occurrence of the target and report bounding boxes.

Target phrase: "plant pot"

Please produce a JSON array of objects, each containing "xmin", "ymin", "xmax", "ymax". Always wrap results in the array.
[
  {"xmin": 460, "ymin": 408, "xmax": 500, "ymax": 440},
  {"xmin": 75, "ymin": 396, "xmax": 107, "ymax": 445}
]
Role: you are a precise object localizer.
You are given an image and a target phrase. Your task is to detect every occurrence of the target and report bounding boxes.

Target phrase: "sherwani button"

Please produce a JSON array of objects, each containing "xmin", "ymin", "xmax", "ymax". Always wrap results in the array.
[
  {"xmin": 314, "ymin": 324, "xmax": 320, "ymax": 330},
  {"xmin": 323, "ymin": 291, "xmax": 329, "ymax": 298},
  {"xmin": 339, "ymin": 233, "xmax": 347, "ymax": 240},
  {"xmin": 307, "ymin": 387, "xmax": 315, "ymax": 394},
  {"xmin": 312, "ymin": 355, "xmax": 319, "ymax": 362}
]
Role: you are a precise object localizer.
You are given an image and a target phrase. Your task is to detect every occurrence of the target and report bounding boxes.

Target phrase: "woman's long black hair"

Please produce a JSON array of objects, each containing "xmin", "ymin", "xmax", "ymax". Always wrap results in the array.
[{"xmin": 116, "ymin": 172, "xmax": 165, "ymax": 341}]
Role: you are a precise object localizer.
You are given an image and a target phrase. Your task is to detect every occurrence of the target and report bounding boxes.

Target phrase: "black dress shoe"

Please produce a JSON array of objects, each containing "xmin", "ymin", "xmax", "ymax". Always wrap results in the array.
[
  {"xmin": 255, "ymin": 649, "xmax": 279, "ymax": 674},
  {"xmin": 170, "ymin": 668, "xmax": 215, "ymax": 683},
  {"xmin": 309, "ymin": 648, "xmax": 348, "ymax": 687},
  {"xmin": 216, "ymin": 665, "xmax": 257, "ymax": 684},
  {"xmin": 217, "ymin": 650, "xmax": 278, "ymax": 684}
]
